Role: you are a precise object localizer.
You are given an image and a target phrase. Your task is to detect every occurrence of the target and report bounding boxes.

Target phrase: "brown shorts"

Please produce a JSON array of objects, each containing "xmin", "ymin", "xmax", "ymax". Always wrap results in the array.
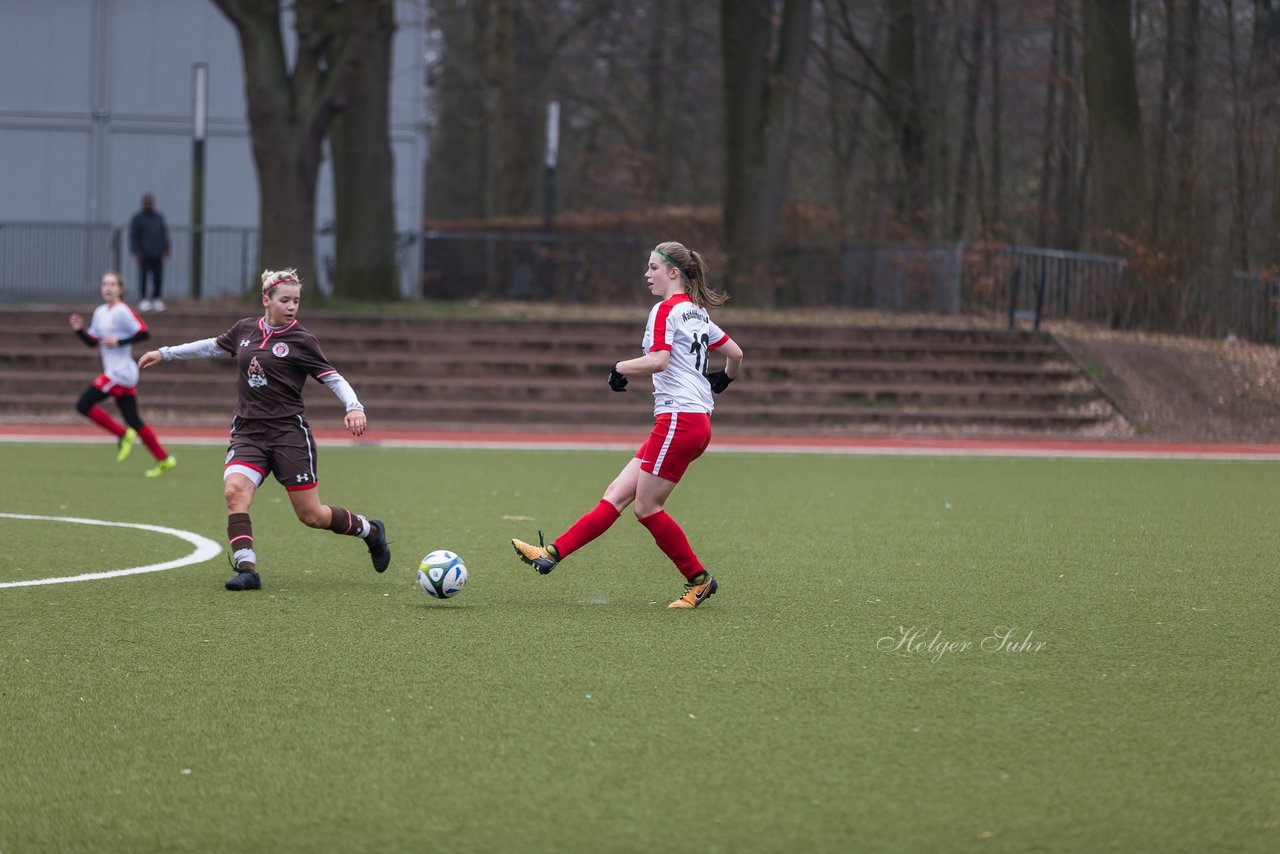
[{"xmin": 223, "ymin": 415, "xmax": 319, "ymax": 492}]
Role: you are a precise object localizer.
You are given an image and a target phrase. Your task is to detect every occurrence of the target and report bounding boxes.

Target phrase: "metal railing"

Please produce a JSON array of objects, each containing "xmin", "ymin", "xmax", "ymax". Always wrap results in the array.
[
  {"xmin": 0, "ymin": 222, "xmax": 418, "ymax": 303},
  {"xmin": 420, "ymin": 229, "xmax": 654, "ymax": 304},
  {"xmin": 838, "ymin": 242, "xmax": 1280, "ymax": 343},
  {"xmin": 838, "ymin": 242, "xmax": 1130, "ymax": 323},
  {"xmin": 0, "ymin": 222, "xmax": 260, "ymax": 303},
  {"xmin": 5, "ymin": 222, "xmax": 1280, "ymax": 345}
]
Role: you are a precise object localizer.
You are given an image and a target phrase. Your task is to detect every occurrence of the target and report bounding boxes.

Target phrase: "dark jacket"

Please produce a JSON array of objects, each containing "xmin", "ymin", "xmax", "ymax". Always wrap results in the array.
[{"xmin": 129, "ymin": 209, "xmax": 170, "ymax": 258}]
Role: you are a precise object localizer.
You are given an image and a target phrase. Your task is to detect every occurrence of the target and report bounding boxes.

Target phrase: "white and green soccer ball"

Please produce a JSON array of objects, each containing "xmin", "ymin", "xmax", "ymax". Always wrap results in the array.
[{"xmin": 417, "ymin": 550, "xmax": 467, "ymax": 599}]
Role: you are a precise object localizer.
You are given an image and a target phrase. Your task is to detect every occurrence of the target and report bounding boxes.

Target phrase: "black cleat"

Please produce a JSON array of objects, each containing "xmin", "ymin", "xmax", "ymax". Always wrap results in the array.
[
  {"xmin": 225, "ymin": 569, "xmax": 262, "ymax": 591},
  {"xmin": 366, "ymin": 519, "xmax": 391, "ymax": 573}
]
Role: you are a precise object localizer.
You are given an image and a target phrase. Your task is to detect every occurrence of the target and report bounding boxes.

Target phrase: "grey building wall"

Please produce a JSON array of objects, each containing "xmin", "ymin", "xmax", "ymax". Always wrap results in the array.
[{"xmin": 0, "ymin": 0, "xmax": 426, "ymax": 300}]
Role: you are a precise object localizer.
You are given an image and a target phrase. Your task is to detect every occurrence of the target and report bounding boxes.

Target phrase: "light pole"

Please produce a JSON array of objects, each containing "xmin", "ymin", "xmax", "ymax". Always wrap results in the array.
[
  {"xmin": 190, "ymin": 62, "xmax": 208, "ymax": 300},
  {"xmin": 543, "ymin": 100, "xmax": 560, "ymax": 231}
]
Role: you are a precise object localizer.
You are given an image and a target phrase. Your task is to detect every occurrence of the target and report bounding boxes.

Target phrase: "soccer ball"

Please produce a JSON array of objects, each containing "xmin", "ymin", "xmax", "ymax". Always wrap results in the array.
[{"xmin": 417, "ymin": 550, "xmax": 467, "ymax": 599}]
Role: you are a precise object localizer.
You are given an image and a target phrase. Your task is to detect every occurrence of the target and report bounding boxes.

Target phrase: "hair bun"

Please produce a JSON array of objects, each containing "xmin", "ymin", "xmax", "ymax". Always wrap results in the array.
[{"xmin": 261, "ymin": 268, "xmax": 301, "ymax": 294}]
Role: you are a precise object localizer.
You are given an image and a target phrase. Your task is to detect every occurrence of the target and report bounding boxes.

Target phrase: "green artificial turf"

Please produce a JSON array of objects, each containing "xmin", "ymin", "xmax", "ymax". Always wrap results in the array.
[{"xmin": 1, "ymin": 442, "xmax": 1276, "ymax": 852}]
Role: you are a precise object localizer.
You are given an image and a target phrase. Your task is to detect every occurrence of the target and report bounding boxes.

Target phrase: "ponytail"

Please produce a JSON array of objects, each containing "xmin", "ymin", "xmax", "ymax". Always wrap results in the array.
[{"xmin": 653, "ymin": 241, "xmax": 728, "ymax": 308}]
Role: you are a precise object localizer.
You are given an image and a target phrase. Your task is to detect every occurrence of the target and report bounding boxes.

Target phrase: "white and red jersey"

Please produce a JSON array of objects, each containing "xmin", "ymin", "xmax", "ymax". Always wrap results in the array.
[
  {"xmin": 88, "ymin": 302, "xmax": 146, "ymax": 387},
  {"xmin": 641, "ymin": 293, "xmax": 731, "ymax": 415}
]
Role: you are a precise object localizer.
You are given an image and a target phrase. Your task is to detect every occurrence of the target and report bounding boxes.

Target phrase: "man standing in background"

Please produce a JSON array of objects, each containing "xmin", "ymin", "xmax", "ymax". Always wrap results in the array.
[{"xmin": 129, "ymin": 193, "xmax": 171, "ymax": 311}]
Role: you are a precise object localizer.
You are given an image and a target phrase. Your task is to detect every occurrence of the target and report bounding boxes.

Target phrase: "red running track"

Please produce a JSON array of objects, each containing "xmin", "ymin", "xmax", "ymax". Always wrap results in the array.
[{"xmin": 3, "ymin": 422, "xmax": 1280, "ymax": 459}]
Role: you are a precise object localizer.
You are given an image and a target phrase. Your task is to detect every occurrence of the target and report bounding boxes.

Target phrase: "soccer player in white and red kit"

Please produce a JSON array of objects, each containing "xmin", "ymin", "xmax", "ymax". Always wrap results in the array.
[
  {"xmin": 138, "ymin": 269, "xmax": 390, "ymax": 591},
  {"xmin": 68, "ymin": 270, "xmax": 176, "ymax": 476},
  {"xmin": 513, "ymin": 241, "xmax": 744, "ymax": 609}
]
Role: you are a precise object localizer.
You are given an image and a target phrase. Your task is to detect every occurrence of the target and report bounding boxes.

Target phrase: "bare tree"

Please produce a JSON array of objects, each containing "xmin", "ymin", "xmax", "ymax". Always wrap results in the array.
[
  {"xmin": 211, "ymin": 0, "xmax": 383, "ymax": 291},
  {"xmin": 985, "ymin": 0, "xmax": 1003, "ymax": 230},
  {"xmin": 425, "ymin": 1, "xmax": 491, "ymax": 220},
  {"xmin": 1036, "ymin": 0, "xmax": 1065, "ymax": 246},
  {"xmin": 1169, "ymin": 0, "xmax": 1203, "ymax": 268},
  {"xmin": 1055, "ymin": 4, "xmax": 1085, "ymax": 250},
  {"xmin": 951, "ymin": 0, "xmax": 987, "ymax": 239},
  {"xmin": 884, "ymin": 0, "xmax": 927, "ymax": 234},
  {"xmin": 1081, "ymin": 0, "xmax": 1148, "ymax": 250},
  {"xmin": 721, "ymin": 0, "xmax": 812, "ymax": 304},
  {"xmin": 486, "ymin": 0, "xmax": 544, "ymax": 217},
  {"xmin": 328, "ymin": 0, "xmax": 399, "ymax": 300}
]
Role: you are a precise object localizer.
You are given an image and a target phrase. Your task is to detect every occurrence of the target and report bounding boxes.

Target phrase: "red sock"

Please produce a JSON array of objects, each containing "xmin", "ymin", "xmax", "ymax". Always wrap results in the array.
[
  {"xmin": 637, "ymin": 510, "xmax": 703, "ymax": 579},
  {"xmin": 86, "ymin": 406, "xmax": 126, "ymax": 438},
  {"xmin": 553, "ymin": 499, "xmax": 621, "ymax": 559},
  {"xmin": 137, "ymin": 425, "xmax": 168, "ymax": 460}
]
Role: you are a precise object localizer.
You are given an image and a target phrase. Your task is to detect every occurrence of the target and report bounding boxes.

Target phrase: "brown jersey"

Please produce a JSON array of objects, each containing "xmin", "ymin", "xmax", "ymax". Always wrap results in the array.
[{"xmin": 215, "ymin": 317, "xmax": 339, "ymax": 419}]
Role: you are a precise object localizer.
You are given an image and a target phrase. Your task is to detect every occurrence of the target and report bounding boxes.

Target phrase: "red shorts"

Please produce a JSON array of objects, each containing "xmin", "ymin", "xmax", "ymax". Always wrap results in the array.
[
  {"xmin": 635, "ymin": 412, "xmax": 712, "ymax": 483},
  {"xmin": 92, "ymin": 374, "xmax": 136, "ymax": 397}
]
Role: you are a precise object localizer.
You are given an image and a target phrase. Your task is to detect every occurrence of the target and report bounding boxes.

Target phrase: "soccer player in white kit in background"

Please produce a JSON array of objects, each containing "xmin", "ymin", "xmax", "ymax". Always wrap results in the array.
[
  {"xmin": 68, "ymin": 270, "xmax": 176, "ymax": 477},
  {"xmin": 513, "ymin": 241, "xmax": 745, "ymax": 609}
]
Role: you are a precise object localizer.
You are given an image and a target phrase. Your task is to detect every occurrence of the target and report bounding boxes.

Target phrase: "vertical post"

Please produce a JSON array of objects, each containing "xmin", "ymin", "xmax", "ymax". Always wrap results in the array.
[
  {"xmin": 543, "ymin": 100, "xmax": 560, "ymax": 231},
  {"xmin": 1033, "ymin": 270, "xmax": 1046, "ymax": 330},
  {"xmin": 190, "ymin": 63, "xmax": 208, "ymax": 300},
  {"xmin": 1007, "ymin": 267, "xmax": 1022, "ymax": 329},
  {"xmin": 949, "ymin": 241, "xmax": 963, "ymax": 314}
]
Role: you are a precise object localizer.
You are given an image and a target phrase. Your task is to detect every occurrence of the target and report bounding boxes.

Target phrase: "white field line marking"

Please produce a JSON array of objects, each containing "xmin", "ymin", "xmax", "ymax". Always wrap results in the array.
[{"xmin": 0, "ymin": 513, "xmax": 222, "ymax": 589}]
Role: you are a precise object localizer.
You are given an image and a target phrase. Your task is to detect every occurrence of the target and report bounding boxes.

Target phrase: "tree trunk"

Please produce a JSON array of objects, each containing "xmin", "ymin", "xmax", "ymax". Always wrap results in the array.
[
  {"xmin": 985, "ymin": 0, "xmax": 1002, "ymax": 231},
  {"xmin": 212, "ymin": 0, "xmax": 380, "ymax": 293},
  {"xmin": 1081, "ymin": 0, "xmax": 1148, "ymax": 252},
  {"xmin": 885, "ymin": 0, "xmax": 926, "ymax": 234},
  {"xmin": 426, "ymin": 1, "xmax": 490, "ymax": 220},
  {"xmin": 1253, "ymin": 0, "xmax": 1280, "ymax": 266},
  {"xmin": 642, "ymin": 0, "xmax": 673, "ymax": 200},
  {"xmin": 950, "ymin": 0, "xmax": 985, "ymax": 239},
  {"xmin": 721, "ymin": 0, "xmax": 812, "ymax": 305},
  {"xmin": 1224, "ymin": 0, "xmax": 1247, "ymax": 269},
  {"xmin": 1036, "ymin": 0, "xmax": 1063, "ymax": 246},
  {"xmin": 1151, "ymin": 0, "xmax": 1176, "ymax": 244},
  {"xmin": 1056, "ymin": 9, "xmax": 1083, "ymax": 250},
  {"xmin": 1166, "ymin": 0, "xmax": 1201, "ymax": 276},
  {"xmin": 486, "ymin": 0, "xmax": 542, "ymax": 218},
  {"xmin": 329, "ymin": 0, "xmax": 398, "ymax": 300}
]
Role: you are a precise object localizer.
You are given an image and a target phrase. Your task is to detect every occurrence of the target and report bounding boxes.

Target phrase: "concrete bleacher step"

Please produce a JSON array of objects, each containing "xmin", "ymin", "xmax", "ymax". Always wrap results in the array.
[
  {"xmin": 0, "ymin": 369, "xmax": 1099, "ymax": 412},
  {"xmin": 0, "ymin": 322, "xmax": 1064, "ymax": 365},
  {"xmin": 0, "ymin": 305, "xmax": 1125, "ymax": 436},
  {"xmin": 0, "ymin": 391, "xmax": 1113, "ymax": 433}
]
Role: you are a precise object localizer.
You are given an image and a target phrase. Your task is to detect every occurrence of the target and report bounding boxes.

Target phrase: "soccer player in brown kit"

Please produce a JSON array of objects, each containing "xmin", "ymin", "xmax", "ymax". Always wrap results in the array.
[{"xmin": 137, "ymin": 269, "xmax": 390, "ymax": 590}]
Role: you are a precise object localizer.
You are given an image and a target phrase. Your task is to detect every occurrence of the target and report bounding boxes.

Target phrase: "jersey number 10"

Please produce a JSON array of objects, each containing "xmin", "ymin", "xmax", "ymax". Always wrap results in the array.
[{"xmin": 689, "ymin": 333, "xmax": 711, "ymax": 372}]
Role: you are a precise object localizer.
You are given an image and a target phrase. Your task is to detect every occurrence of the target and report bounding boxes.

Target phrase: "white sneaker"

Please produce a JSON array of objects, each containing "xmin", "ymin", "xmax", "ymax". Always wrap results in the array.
[
  {"xmin": 139, "ymin": 299, "xmax": 153, "ymax": 311},
  {"xmin": 152, "ymin": 299, "xmax": 166, "ymax": 312}
]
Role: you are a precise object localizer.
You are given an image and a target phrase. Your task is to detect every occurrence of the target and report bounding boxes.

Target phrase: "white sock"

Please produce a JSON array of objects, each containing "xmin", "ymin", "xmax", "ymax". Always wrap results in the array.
[
  {"xmin": 356, "ymin": 515, "xmax": 370, "ymax": 538},
  {"xmin": 233, "ymin": 548, "xmax": 257, "ymax": 569}
]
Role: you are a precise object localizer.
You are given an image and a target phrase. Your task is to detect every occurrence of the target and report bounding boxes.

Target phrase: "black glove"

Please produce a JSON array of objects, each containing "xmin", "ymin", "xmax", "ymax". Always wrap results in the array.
[
  {"xmin": 706, "ymin": 370, "xmax": 734, "ymax": 394},
  {"xmin": 607, "ymin": 362, "xmax": 629, "ymax": 392}
]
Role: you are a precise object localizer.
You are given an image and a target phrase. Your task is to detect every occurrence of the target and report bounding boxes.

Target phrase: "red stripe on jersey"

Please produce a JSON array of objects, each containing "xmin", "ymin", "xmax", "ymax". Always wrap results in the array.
[
  {"xmin": 257, "ymin": 317, "xmax": 298, "ymax": 350},
  {"xmin": 225, "ymin": 460, "xmax": 268, "ymax": 476},
  {"xmin": 286, "ymin": 481, "xmax": 319, "ymax": 492},
  {"xmin": 315, "ymin": 370, "xmax": 337, "ymax": 380},
  {"xmin": 708, "ymin": 333, "xmax": 730, "ymax": 351},
  {"xmin": 124, "ymin": 303, "xmax": 148, "ymax": 333},
  {"xmin": 650, "ymin": 295, "xmax": 688, "ymax": 352}
]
